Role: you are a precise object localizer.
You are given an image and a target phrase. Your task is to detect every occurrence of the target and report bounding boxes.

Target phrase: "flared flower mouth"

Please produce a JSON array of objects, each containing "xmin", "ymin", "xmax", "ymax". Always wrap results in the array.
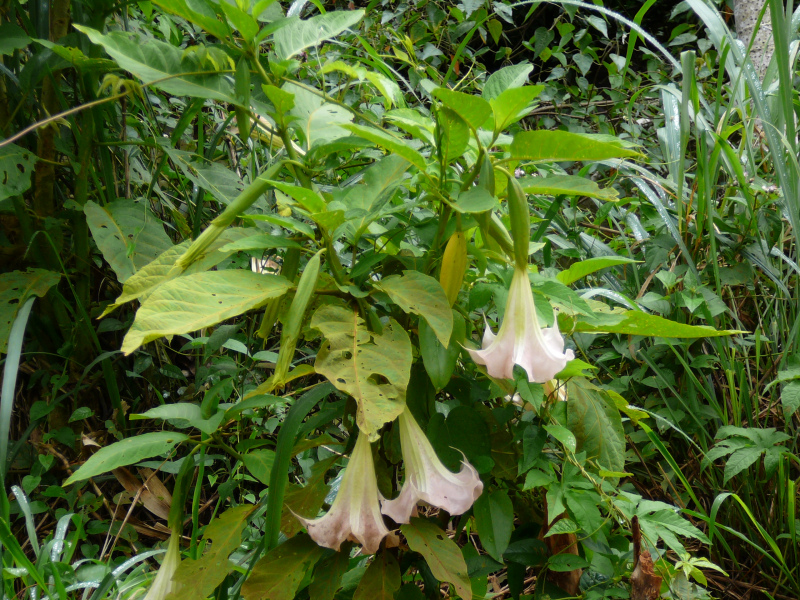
[
  {"xmin": 295, "ymin": 431, "xmax": 389, "ymax": 554},
  {"xmin": 381, "ymin": 410, "xmax": 483, "ymax": 524},
  {"xmin": 143, "ymin": 533, "xmax": 181, "ymax": 600},
  {"xmin": 468, "ymin": 267, "xmax": 574, "ymax": 383}
]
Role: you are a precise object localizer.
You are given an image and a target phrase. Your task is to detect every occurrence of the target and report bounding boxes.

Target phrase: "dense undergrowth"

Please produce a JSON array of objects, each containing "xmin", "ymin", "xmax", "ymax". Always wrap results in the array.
[{"xmin": 0, "ymin": 0, "xmax": 799, "ymax": 599}]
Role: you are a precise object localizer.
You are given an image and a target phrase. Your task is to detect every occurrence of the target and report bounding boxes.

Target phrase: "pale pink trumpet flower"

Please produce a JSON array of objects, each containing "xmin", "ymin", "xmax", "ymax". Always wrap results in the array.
[
  {"xmin": 381, "ymin": 410, "xmax": 483, "ymax": 524},
  {"xmin": 468, "ymin": 266, "xmax": 574, "ymax": 383},
  {"xmin": 296, "ymin": 431, "xmax": 389, "ymax": 554}
]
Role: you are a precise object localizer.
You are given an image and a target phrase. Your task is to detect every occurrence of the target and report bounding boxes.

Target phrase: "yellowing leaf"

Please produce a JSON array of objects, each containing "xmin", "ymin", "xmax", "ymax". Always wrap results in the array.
[
  {"xmin": 241, "ymin": 534, "xmax": 324, "ymax": 600},
  {"xmin": 401, "ymin": 519, "xmax": 471, "ymax": 599}
]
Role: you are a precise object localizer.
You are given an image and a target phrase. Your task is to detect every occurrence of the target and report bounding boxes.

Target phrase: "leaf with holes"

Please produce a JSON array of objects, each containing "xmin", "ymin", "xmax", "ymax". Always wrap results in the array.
[
  {"xmin": 401, "ymin": 519, "xmax": 471, "ymax": 599},
  {"xmin": 375, "ymin": 271, "xmax": 452, "ymax": 346},
  {"xmin": 0, "ymin": 143, "xmax": 37, "ymax": 202},
  {"xmin": 121, "ymin": 271, "xmax": 291, "ymax": 354},
  {"xmin": 0, "ymin": 269, "xmax": 61, "ymax": 354},
  {"xmin": 84, "ymin": 199, "xmax": 173, "ymax": 283},
  {"xmin": 167, "ymin": 505, "xmax": 253, "ymax": 600},
  {"xmin": 312, "ymin": 304, "xmax": 412, "ymax": 439}
]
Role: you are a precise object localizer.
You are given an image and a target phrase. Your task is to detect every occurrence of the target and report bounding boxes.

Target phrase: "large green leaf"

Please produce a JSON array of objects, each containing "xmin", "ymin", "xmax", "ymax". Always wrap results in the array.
[
  {"xmin": 518, "ymin": 174, "xmax": 619, "ymax": 201},
  {"xmin": 556, "ymin": 256, "xmax": 638, "ymax": 285},
  {"xmin": 419, "ymin": 313, "xmax": 465, "ymax": 391},
  {"xmin": 438, "ymin": 107, "xmax": 469, "ymax": 163},
  {"xmin": 353, "ymin": 553, "xmax": 400, "ymax": 600},
  {"xmin": 167, "ymin": 506, "xmax": 253, "ymax": 600},
  {"xmin": 84, "ymin": 199, "xmax": 173, "ymax": 283},
  {"xmin": 102, "ymin": 228, "xmax": 251, "ymax": 316},
  {"xmin": 274, "ymin": 10, "xmax": 365, "ymax": 60},
  {"xmin": 0, "ymin": 22, "xmax": 31, "ymax": 56},
  {"xmin": 241, "ymin": 534, "xmax": 324, "ymax": 600},
  {"xmin": 452, "ymin": 187, "xmax": 497, "ymax": 213},
  {"xmin": 432, "ymin": 88, "xmax": 492, "ymax": 130},
  {"xmin": 75, "ymin": 26, "xmax": 236, "ymax": 102},
  {"xmin": 482, "ymin": 63, "xmax": 533, "ymax": 101},
  {"xmin": 0, "ymin": 143, "xmax": 37, "ymax": 202},
  {"xmin": 375, "ymin": 270, "xmax": 452, "ymax": 346},
  {"xmin": 65, "ymin": 432, "xmax": 189, "ymax": 484},
  {"xmin": 121, "ymin": 271, "xmax": 291, "ymax": 354},
  {"xmin": 242, "ymin": 449, "xmax": 276, "ymax": 485},
  {"xmin": 510, "ymin": 131, "xmax": 641, "ymax": 162},
  {"xmin": 164, "ymin": 148, "xmax": 244, "ymax": 206},
  {"xmin": 0, "ymin": 269, "xmax": 60, "ymax": 354},
  {"xmin": 35, "ymin": 39, "xmax": 118, "ymax": 71},
  {"xmin": 573, "ymin": 311, "xmax": 741, "ymax": 337},
  {"xmin": 566, "ymin": 379, "xmax": 625, "ymax": 474},
  {"xmin": 401, "ymin": 519, "xmax": 471, "ymax": 599},
  {"xmin": 473, "ymin": 490, "xmax": 514, "ymax": 562},
  {"xmin": 309, "ymin": 549, "xmax": 350, "ymax": 600},
  {"xmin": 490, "ymin": 85, "xmax": 543, "ymax": 133},
  {"xmin": 343, "ymin": 124, "xmax": 427, "ymax": 171},
  {"xmin": 312, "ymin": 305, "xmax": 412, "ymax": 438},
  {"xmin": 153, "ymin": 0, "xmax": 230, "ymax": 39}
]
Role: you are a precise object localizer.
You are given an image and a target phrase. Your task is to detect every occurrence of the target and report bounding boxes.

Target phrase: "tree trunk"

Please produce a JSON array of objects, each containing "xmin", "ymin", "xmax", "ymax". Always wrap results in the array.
[{"xmin": 733, "ymin": 0, "xmax": 774, "ymax": 77}]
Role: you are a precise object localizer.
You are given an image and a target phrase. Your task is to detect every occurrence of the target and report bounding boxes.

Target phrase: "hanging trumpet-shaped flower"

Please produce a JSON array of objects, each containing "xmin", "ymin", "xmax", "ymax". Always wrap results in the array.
[
  {"xmin": 295, "ymin": 431, "xmax": 389, "ymax": 554},
  {"xmin": 381, "ymin": 410, "xmax": 483, "ymax": 524},
  {"xmin": 143, "ymin": 533, "xmax": 181, "ymax": 600},
  {"xmin": 468, "ymin": 266, "xmax": 574, "ymax": 383}
]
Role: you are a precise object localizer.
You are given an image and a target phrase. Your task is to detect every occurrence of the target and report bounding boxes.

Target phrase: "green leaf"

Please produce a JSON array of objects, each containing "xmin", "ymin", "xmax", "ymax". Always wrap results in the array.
[
  {"xmin": 781, "ymin": 380, "xmax": 800, "ymax": 418},
  {"xmin": 482, "ymin": 63, "xmax": 533, "ymax": 101},
  {"xmin": 510, "ymin": 131, "xmax": 642, "ymax": 162},
  {"xmin": 566, "ymin": 379, "xmax": 625, "ymax": 475},
  {"xmin": 343, "ymin": 124, "xmax": 427, "ymax": 171},
  {"xmin": 432, "ymin": 88, "xmax": 492, "ymax": 130},
  {"xmin": 420, "ymin": 312, "xmax": 465, "ymax": 391},
  {"xmin": 220, "ymin": 1, "xmax": 258, "ymax": 41},
  {"xmin": 518, "ymin": 174, "xmax": 619, "ymax": 201},
  {"xmin": 218, "ymin": 233, "xmax": 302, "ymax": 252},
  {"xmin": 490, "ymin": 85, "xmax": 543, "ymax": 133},
  {"xmin": 574, "ymin": 311, "xmax": 742, "ymax": 337},
  {"xmin": 274, "ymin": 10, "xmax": 365, "ymax": 60},
  {"xmin": 280, "ymin": 457, "xmax": 336, "ymax": 537},
  {"xmin": 35, "ymin": 39, "xmax": 118, "ymax": 71},
  {"xmin": 102, "ymin": 228, "xmax": 251, "ymax": 316},
  {"xmin": 0, "ymin": 269, "xmax": 60, "ymax": 354},
  {"xmin": 544, "ymin": 424, "xmax": 576, "ymax": 453},
  {"xmin": 84, "ymin": 199, "xmax": 173, "ymax": 283},
  {"xmin": 241, "ymin": 534, "xmax": 324, "ymax": 600},
  {"xmin": 375, "ymin": 270, "xmax": 452, "ymax": 346},
  {"xmin": 556, "ymin": 256, "xmax": 638, "ymax": 285},
  {"xmin": 152, "ymin": 0, "xmax": 230, "ymax": 39},
  {"xmin": 167, "ymin": 505, "xmax": 253, "ymax": 600},
  {"xmin": 268, "ymin": 181, "xmax": 326, "ymax": 213},
  {"xmin": 309, "ymin": 549, "xmax": 350, "ymax": 600},
  {"xmin": 0, "ymin": 143, "xmax": 37, "ymax": 202},
  {"xmin": 242, "ymin": 449, "xmax": 276, "ymax": 485},
  {"xmin": 452, "ymin": 187, "xmax": 497, "ymax": 213},
  {"xmin": 121, "ymin": 271, "xmax": 291, "ymax": 354},
  {"xmin": 164, "ymin": 147, "xmax": 244, "ymax": 206},
  {"xmin": 438, "ymin": 107, "xmax": 470, "ymax": 163},
  {"xmin": 65, "ymin": 432, "xmax": 189, "ymax": 484},
  {"xmin": 75, "ymin": 26, "xmax": 235, "ymax": 102},
  {"xmin": 401, "ymin": 519, "xmax": 471, "ymax": 599},
  {"xmin": 473, "ymin": 490, "xmax": 514, "ymax": 562},
  {"xmin": 723, "ymin": 447, "xmax": 763, "ymax": 483},
  {"xmin": 312, "ymin": 305, "xmax": 412, "ymax": 438},
  {"xmin": 0, "ymin": 23, "xmax": 31, "ymax": 56},
  {"xmin": 353, "ymin": 552, "xmax": 401, "ymax": 600},
  {"xmin": 548, "ymin": 553, "xmax": 589, "ymax": 572}
]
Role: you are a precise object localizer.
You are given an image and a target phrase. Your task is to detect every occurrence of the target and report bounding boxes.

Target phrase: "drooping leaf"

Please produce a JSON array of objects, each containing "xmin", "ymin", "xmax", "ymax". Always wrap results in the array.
[
  {"xmin": 781, "ymin": 380, "xmax": 800, "ymax": 418},
  {"xmin": 573, "ymin": 311, "xmax": 742, "ymax": 337},
  {"xmin": 102, "ymin": 228, "xmax": 252, "ymax": 316},
  {"xmin": 419, "ymin": 313, "xmax": 465, "ymax": 391},
  {"xmin": 343, "ymin": 124, "xmax": 427, "ymax": 171},
  {"xmin": 75, "ymin": 26, "xmax": 236, "ymax": 102},
  {"xmin": 473, "ymin": 490, "xmax": 514, "ymax": 562},
  {"xmin": 566, "ymin": 379, "xmax": 625, "ymax": 475},
  {"xmin": 274, "ymin": 10, "xmax": 365, "ymax": 60},
  {"xmin": 167, "ymin": 505, "xmax": 254, "ymax": 600},
  {"xmin": 309, "ymin": 549, "xmax": 350, "ymax": 600},
  {"xmin": 353, "ymin": 552, "xmax": 401, "ymax": 600},
  {"xmin": 517, "ymin": 174, "xmax": 619, "ymax": 201},
  {"xmin": 241, "ymin": 534, "xmax": 324, "ymax": 600},
  {"xmin": 0, "ymin": 269, "xmax": 61, "ymax": 354},
  {"xmin": 0, "ymin": 143, "xmax": 37, "ymax": 202},
  {"xmin": 375, "ymin": 270, "xmax": 452, "ymax": 346},
  {"xmin": 121, "ymin": 271, "xmax": 291, "ymax": 354},
  {"xmin": 401, "ymin": 518, "xmax": 471, "ymax": 599},
  {"xmin": 84, "ymin": 198, "xmax": 173, "ymax": 283},
  {"xmin": 312, "ymin": 305, "xmax": 412, "ymax": 438},
  {"xmin": 65, "ymin": 432, "xmax": 189, "ymax": 484},
  {"xmin": 556, "ymin": 256, "xmax": 638, "ymax": 285},
  {"xmin": 438, "ymin": 107, "xmax": 469, "ymax": 163},
  {"xmin": 510, "ymin": 131, "xmax": 642, "ymax": 162}
]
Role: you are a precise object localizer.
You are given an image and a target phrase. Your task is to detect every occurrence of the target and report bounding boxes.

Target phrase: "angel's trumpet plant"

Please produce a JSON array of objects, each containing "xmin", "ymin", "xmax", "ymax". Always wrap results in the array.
[
  {"xmin": 143, "ymin": 533, "xmax": 181, "ymax": 600},
  {"xmin": 468, "ymin": 177, "xmax": 574, "ymax": 383},
  {"xmin": 296, "ymin": 431, "xmax": 389, "ymax": 554},
  {"xmin": 381, "ymin": 410, "xmax": 483, "ymax": 524}
]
